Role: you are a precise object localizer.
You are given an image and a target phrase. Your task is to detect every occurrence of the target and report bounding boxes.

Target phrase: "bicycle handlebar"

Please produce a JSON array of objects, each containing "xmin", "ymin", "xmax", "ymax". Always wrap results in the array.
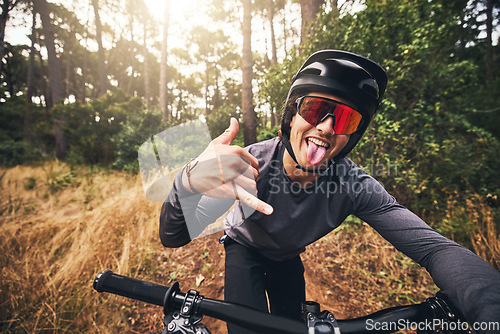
[
  {"xmin": 337, "ymin": 303, "xmax": 432, "ymax": 334},
  {"xmin": 93, "ymin": 270, "xmax": 459, "ymax": 334},
  {"xmin": 94, "ymin": 270, "xmax": 306, "ymax": 334}
]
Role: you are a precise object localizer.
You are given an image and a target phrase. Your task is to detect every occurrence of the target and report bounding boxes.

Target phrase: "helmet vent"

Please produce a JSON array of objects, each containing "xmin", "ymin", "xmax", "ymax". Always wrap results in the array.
[
  {"xmin": 300, "ymin": 64, "xmax": 323, "ymax": 76},
  {"xmin": 362, "ymin": 84, "xmax": 377, "ymax": 98},
  {"xmin": 359, "ymin": 79, "xmax": 378, "ymax": 99}
]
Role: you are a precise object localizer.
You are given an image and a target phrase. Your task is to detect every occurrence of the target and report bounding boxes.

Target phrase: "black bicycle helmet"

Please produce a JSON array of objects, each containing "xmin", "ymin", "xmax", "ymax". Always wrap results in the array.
[{"xmin": 281, "ymin": 50, "xmax": 387, "ymax": 173}]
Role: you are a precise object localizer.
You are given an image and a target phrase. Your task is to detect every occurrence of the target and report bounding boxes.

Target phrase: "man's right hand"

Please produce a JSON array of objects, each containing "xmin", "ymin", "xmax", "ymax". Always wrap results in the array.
[{"xmin": 182, "ymin": 118, "xmax": 274, "ymax": 216}]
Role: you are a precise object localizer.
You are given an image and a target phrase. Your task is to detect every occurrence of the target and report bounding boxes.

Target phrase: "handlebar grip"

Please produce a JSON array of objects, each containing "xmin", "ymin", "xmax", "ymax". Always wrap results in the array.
[
  {"xmin": 93, "ymin": 270, "xmax": 168, "ymax": 306},
  {"xmin": 338, "ymin": 303, "xmax": 432, "ymax": 334}
]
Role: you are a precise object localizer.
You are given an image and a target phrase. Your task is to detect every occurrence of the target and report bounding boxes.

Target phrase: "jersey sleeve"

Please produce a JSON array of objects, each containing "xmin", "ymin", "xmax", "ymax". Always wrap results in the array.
[
  {"xmin": 159, "ymin": 166, "xmax": 235, "ymax": 248},
  {"xmin": 349, "ymin": 165, "xmax": 500, "ymax": 326}
]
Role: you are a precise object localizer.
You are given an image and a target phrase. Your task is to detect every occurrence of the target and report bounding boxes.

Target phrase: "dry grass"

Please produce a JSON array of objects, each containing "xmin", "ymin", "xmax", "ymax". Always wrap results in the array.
[
  {"xmin": 1, "ymin": 162, "xmax": 498, "ymax": 333},
  {"xmin": 466, "ymin": 195, "xmax": 500, "ymax": 270},
  {"xmin": 0, "ymin": 162, "xmax": 162, "ymax": 333}
]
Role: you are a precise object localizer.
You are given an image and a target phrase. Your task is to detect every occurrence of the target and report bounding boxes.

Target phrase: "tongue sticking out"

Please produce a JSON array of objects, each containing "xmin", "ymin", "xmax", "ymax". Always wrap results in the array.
[{"xmin": 306, "ymin": 140, "xmax": 327, "ymax": 165}]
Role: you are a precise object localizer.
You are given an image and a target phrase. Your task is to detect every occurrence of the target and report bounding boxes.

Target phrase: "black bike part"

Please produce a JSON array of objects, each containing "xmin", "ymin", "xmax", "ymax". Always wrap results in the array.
[
  {"xmin": 337, "ymin": 302, "xmax": 433, "ymax": 334},
  {"xmin": 93, "ymin": 271, "xmax": 307, "ymax": 334},
  {"xmin": 422, "ymin": 294, "xmax": 471, "ymax": 334},
  {"xmin": 163, "ymin": 308, "xmax": 209, "ymax": 334},
  {"xmin": 302, "ymin": 301, "xmax": 340, "ymax": 334},
  {"xmin": 200, "ymin": 298, "xmax": 306, "ymax": 334},
  {"xmin": 164, "ymin": 281, "xmax": 180, "ymax": 315},
  {"xmin": 93, "ymin": 270, "xmax": 169, "ymax": 306}
]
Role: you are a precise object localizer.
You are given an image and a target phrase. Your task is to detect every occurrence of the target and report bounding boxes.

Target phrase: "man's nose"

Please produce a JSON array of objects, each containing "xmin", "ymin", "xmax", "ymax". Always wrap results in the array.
[{"xmin": 316, "ymin": 115, "xmax": 335, "ymax": 135}]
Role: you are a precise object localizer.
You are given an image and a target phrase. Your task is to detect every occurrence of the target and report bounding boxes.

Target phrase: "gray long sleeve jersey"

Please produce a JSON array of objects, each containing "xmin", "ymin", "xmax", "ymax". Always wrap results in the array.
[{"xmin": 160, "ymin": 137, "xmax": 500, "ymax": 328}]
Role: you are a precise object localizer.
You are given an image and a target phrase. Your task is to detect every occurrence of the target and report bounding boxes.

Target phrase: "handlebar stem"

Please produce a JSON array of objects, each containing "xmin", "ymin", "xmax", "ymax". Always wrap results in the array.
[
  {"xmin": 162, "ymin": 286, "xmax": 210, "ymax": 334},
  {"xmin": 302, "ymin": 301, "xmax": 341, "ymax": 334}
]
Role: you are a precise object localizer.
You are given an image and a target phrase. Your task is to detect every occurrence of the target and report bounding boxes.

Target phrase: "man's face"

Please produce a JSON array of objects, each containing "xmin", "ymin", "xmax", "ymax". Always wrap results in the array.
[{"xmin": 288, "ymin": 92, "xmax": 353, "ymax": 170}]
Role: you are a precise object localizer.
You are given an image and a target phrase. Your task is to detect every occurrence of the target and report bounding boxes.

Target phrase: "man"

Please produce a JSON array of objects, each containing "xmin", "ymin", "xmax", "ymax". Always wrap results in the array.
[{"xmin": 160, "ymin": 50, "xmax": 500, "ymax": 333}]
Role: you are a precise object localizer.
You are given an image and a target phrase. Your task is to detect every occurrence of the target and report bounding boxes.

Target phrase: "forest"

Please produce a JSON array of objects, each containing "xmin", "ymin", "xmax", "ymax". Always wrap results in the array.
[{"xmin": 0, "ymin": 0, "xmax": 499, "ymax": 332}]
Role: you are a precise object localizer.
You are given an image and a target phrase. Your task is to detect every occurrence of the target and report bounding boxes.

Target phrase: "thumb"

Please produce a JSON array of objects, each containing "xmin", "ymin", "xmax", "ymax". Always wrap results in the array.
[{"xmin": 214, "ymin": 117, "xmax": 239, "ymax": 145}]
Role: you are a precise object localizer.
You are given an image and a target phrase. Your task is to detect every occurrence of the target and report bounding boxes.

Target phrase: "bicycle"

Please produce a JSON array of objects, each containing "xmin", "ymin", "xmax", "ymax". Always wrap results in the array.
[{"xmin": 93, "ymin": 270, "xmax": 472, "ymax": 334}]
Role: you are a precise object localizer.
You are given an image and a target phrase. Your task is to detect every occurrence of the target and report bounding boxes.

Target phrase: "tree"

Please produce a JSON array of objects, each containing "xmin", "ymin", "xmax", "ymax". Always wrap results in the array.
[
  {"xmin": 241, "ymin": 0, "xmax": 257, "ymax": 145},
  {"xmin": 254, "ymin": 0, "xmax": 284, "ymax": 66},
  {"xmin": 26, "ymin": 3, "xmax": 36, "ymax": 137},
  {"xmin": 33, "ymin": 0, "xmax": 64, "ymax": 106},
  {"xmin": 484, "ymin": 0, "xmax": 496, "ymax": 84},
  {"xmin": 34, "ymin": 0, "xmax": 68, "ymax": 160},
  {"xmin": 299, "ymin": 0, "xmax": 324, "ymax": 43},
  {"xmin": 0, "ymin": 0, "xmax": 20, "ymax": 76},
  {"xmin": 253, "ymin": 0, "xmax": 285, "ymax": 127},
  {"xmin": 141, "ymin": 6, "xmax": 151, "ymax": 109},
  {"xmin": 160, "ymin": 0, "xmax": 171, "ymax": 120},
  {"xmin": 91, "ymin": 0, "xmax": 107, "ymax": 96}
]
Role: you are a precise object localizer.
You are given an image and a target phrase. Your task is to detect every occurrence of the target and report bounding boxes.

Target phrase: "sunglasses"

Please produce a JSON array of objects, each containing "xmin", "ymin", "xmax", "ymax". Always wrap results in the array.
[{"xmin": 295, "ymin": 96, "xmax": 363, "ymax": 135}]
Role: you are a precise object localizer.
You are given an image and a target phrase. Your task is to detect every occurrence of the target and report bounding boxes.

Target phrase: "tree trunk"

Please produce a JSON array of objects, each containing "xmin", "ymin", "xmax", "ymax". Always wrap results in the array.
[
  {"xmin": 35, "ymin": 0, "xmax": 64, "ymax": 105},
  {"xmin": 0, "ymin": 0, "xmax": 15, "ymax": 76},
  {"xmin": 27, "ymin": 4, "xmax": 36, "ymax": 102},
  {"xmin": 25, "ymin": 6, "xmax": 36, "ymax": 140},
  {"xmin": 205, "ymin": 60, "xmax": 209, "ymax": 115},
  {"xmin": 65, "ymin": 51, "xmax": 71, "ymax": 97},
  {"xmin": 242, "ymin": 0, "xmax": 257, "ymax": 145},
  {"xmin": 81, "ymin": 5, "xmax": 89, "ymax": 103},
  {"xmin": 126, "ymin": 19, "xmax": 136, "ymax": 95},
  {"xmin": 143, "ymin": 23, "xmax": 151, "ymax": 109},
  {"xmin": 35, "ymin": 39, "xmax": 50, "ymax": 115},
  {"xmin": 299, "ymin": 0, "xmax": 324, "ymax": 43},
  {"xmin": 268, "ymin": 0, "xmax": 278, "ymax": 65},
  {"xmin": 485, "ymin": 0, "xmax": 494, "ymax": 84},
  {"xmin": 160, "ymin": 0, "xmax": 171, "ymax": 121},
  {"xmin": 91, "ymin": 0, "xmax": 107, "ymax": 96},
  {"xmin": 81, "ymin": 39, "xmax": 87, "ymax": 102},
  {"xmin": 282, "ymin": 0, "xmax": 290, "ymax": 55},
  {"xmin": 0, "ymin": 0, "xmax": 9, "ymax": 77},
  {"xmin": 267, "ymin": 0, "xmax": 278, "ymax": 128},
  {"xmin": 35, "ymin": 0, "xmax": 68, "ymax": 160}
]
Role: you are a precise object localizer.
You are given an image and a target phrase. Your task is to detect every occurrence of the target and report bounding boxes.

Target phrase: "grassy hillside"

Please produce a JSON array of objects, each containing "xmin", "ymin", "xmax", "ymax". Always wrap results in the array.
[{"xmin": 1, "ymin": 162, "xmax": 495, "ymax": 333}]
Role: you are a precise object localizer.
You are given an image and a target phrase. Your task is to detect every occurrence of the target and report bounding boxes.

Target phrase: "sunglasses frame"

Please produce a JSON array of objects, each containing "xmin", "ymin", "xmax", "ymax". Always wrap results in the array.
[{"xmin": 295, "ymin": 95, "xmax": 364, "ymax": 135}]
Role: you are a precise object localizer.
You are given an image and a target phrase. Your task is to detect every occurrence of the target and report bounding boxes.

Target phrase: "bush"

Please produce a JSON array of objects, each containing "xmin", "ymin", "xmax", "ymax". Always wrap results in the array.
[
  {"xmin": 0, "ymin": 140, "xmax": 43, "ymax": 167},
  {"xmin": 0, "ymin": 96, "xmax": 48, "ymax": 166}
]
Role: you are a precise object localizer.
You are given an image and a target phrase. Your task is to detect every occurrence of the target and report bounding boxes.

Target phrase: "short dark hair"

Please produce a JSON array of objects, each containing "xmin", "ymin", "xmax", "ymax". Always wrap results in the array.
[{"xmin": 279, "ymin": 91, "xmax": 304, "ymax": 139}]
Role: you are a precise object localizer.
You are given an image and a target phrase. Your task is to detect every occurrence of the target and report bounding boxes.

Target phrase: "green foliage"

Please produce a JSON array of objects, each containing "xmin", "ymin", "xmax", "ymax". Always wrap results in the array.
[
  {"xmin": 45, "ymin": 165, "xmax": 80, "ymax": 194},
  {"xmin": 257, "ymin": 126, "xmax": 280, "ymax": 142},
  {"xmin": 260, "ymin": 0, "xmax": 500, "ymax": 244},
  {"xmin": 0, "ymin": 96, "xmax": 46, "ymax": 166},
  {"xmin": 0, "ymin": 140, "xmax": 40, "ymax": 167},
  {"xmin": 53, "ymin": 90, "xmax": 163, "ymax": 171},
  {"xmin": 113, "ymin": 108, "xmax": 164, "ymax": 173},
  {"xmin": 0, "ymin": 43, "xmax": 29, "ymax": 99},
  {"xmin": 340, "ymin": 0, "xmax": 500, "ymax": 211},
  {"xmin": 465, "ymin": 77, "xmax": 500, "ymax": 139}
]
